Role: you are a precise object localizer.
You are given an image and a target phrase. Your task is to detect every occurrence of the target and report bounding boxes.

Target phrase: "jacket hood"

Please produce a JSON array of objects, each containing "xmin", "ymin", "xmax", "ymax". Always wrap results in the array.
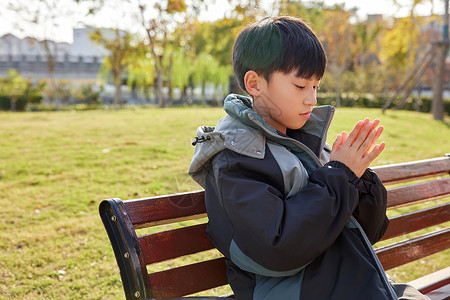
[{"xmin": 189, "ymin": 94, "xmax": 335, "ymax": 187}]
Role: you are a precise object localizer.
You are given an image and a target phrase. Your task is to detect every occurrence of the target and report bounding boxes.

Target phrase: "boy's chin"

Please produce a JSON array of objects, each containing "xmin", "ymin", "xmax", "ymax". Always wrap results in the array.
[
  {"xmin": 293, "ymin": 122, "xmax": 308, "ymax": 130},
  {"xmin": 289, "ymin": 125, "xmax": 305, "ymax": 131}
]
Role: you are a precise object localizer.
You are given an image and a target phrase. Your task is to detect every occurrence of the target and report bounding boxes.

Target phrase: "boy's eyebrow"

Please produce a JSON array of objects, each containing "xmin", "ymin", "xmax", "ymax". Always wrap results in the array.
[{"xmin": 292, "ymin": 77, "xmax": 321, "ymax": 83}]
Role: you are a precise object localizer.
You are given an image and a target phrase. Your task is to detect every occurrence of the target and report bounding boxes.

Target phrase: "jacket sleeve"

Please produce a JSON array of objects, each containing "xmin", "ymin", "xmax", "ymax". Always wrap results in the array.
[
  {"xmin": 352, "ymin": 168, "xmax": 390, "ymax": 244},
  {"xmin": 212, "ymin": 149, "xmax": 361, "ymax": 273}
]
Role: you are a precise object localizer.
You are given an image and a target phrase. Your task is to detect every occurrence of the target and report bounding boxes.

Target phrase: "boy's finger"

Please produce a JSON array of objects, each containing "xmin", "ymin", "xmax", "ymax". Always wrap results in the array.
[
  {"xmin": 331, "ymin": 134, "xmax": 342, "ymax": 154},
  {"xmin": 363, "ymin": 142, "xmax": 386, "ymax": 161},
  {"xmin": 358, "ymin": 126, "xmax": 377, "ymax": 153},
  {"xmin": 341, "ymin": 131, "xmax": 349, "ymax": 144},
  {"xmin": 366, "ymin": 126, "xmax": 384, "ymax": 154},
  {"xmin": 372, "ymin": 119, "xmax": 380, "ymax": 129},
  {"xmin": 354, "ymin": 121, "xmax": 374, "ymax": 148},
  {"xmin": 335, "ymin": 134, "xmax": 342, "ymax": 146},
  {"xmin": 345, "ymin": 119, "xmax": 368, "ymax": 147}
]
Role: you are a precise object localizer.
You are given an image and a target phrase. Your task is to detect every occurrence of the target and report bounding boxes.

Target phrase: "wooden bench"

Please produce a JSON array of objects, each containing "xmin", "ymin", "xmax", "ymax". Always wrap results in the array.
[{"xmin": 99, "ymin": 156, "xmax": 450, "ymax": 299}]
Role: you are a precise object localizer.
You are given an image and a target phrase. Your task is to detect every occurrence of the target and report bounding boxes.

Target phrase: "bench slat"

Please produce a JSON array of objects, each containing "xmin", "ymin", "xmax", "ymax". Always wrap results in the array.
[
  {"xmin": 147, "ymin": 258, "xmax": 228, "ymax": 299},
  {"xmin": 387, "ymin": 178, "xmax": 450, "ymax": 208},
  {"xmin": 138, "ymin": 223, "xmax": 214, "ymax": 264},
  {"xmin": 381, "ymin": 203, "xmax": 450, "ymax": 241},
  {"xmin": 409, "ymin": 266, "xmax": 450, "ymax": 294},
  {"xmin": 376, "ymin": 228, "xmax": 450, "ymax": 270},
  {"xmin": 426, "ymin": 283, "xmax": 450, "ymax": 300},
  {"xmin": 372, "ymin": 157, "xmax": 450, "ymax": 185},
  {"xmin": 124, "ymin": 190, "xmax": 206, "ymax": 229}
]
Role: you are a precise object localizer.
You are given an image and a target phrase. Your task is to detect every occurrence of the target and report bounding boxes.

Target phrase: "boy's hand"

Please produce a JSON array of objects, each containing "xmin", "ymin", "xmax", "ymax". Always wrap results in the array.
[{"xmin": 329, "ymin": 118, "xmax": 386, "ymax": 178}]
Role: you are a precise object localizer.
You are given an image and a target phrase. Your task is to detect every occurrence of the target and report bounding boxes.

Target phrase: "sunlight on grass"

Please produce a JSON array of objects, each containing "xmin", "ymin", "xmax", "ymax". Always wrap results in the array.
[{"xmin": 0, "ymin": 107, "xmax": 448, "ymax": 298}]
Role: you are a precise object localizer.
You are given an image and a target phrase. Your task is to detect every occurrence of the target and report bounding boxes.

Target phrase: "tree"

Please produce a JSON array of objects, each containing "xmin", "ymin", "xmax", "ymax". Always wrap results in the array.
[
  {"xmin": 321, "ymin": 6, "xmax": 356, "ymax": 106},
  {"xmin": 355, "ymin": 20, "xmax": 384, "ymax": 69},
  {"xmin": 350, "ymin": 18, "xmax": 388, "ymax": 95},
  {"xmin": 0, "ymin": 69, "xmax": 28, "ymax": 111},
  {"xmin": 136, "ymin": 0, "xmax": 209, "ymax": 107},
  {"xmin": 191, "ymin": 53, "xmax": 220, "ymax": 105},
  {"xmin": 381, "ymin": 0, "xmax": 445, "ymax": 115},
  {"xmin": 126, "ymin": 44, "xmax": 157, "ymax": 104},
  {"xmin": 90, "ymin": 29, "xmax": 137, "ymax": 107},
  {"xmin": 188, "ymin": 17, "xmax": 241, "ymax": 97},
  {"xmin": 167, "ymin": 48, "xmax": 192, "ymax": 102},
  {"xmin": 276, "ymin": 0, "xmax": 328, "ymax": 33},
  {"xmin": 227, "ymin": 0, "xmax": 266, "ymax": 23}
]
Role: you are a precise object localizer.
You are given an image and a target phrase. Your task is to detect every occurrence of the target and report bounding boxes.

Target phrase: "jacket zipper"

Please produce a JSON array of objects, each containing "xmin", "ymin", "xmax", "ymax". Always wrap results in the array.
[{"xmin": 247, "ymin": 113, "xmax": 327, "ymax": 167}]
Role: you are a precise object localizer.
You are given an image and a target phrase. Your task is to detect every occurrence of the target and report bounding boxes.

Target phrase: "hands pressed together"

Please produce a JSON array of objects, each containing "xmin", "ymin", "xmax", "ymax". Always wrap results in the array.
[{"xmin": 329, "ymin": 118, "xmax": 386, "ymax": 178}]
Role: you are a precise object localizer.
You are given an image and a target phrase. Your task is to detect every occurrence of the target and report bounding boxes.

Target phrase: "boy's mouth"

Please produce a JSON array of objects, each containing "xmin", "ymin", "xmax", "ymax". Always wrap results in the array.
[{"xmin": 300, "ymin": 112, "xmax": 311, "ymax": 119}]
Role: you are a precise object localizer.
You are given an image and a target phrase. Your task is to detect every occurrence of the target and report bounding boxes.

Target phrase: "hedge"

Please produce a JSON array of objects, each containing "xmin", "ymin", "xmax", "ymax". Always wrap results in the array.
[
  {"xmin": 317, "ymin": 93, "xmax": 450, "ymax": 115},
  {"xmin": 0, "ymin": 93, "xmax": 43, "ymax": 112}
]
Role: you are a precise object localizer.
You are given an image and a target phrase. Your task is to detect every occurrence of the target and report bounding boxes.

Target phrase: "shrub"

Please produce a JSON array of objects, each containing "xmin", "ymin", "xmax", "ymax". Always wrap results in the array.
[
  {"xmin": 73, "ymin": 83, "xmax": 103, "ymax": 106},
  {"xmin": 0, "ymin": 69, "xmax": 45, "ymax": 111},
  {"xmin": 317, "ymin": 92, "xmax": 450, "ymax": 115},
  {"xmin": 0, "ymin": 94, "xmax": 29, "ymax": 111}
]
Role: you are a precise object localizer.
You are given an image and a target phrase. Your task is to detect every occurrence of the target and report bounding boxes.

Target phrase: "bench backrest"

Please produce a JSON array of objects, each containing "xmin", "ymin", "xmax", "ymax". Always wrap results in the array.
[{"xmin": 99, "ymin": 156, "xmax": 450, "ymax": 299}]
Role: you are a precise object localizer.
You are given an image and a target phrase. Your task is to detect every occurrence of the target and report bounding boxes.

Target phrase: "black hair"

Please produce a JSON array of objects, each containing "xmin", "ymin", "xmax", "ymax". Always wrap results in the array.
[{"xmin": 232, "ymin": 16, "xmax": 327, "ymax": 92}]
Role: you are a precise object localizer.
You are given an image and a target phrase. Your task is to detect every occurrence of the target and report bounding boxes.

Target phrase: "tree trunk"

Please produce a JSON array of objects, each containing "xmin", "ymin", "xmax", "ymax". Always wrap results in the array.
[
  {"xmin": 113, "ymin": 72, "xmax": 122, "ymax": 108},
  {"xmin": 432, "ymin": 48, "xmax": 445, "ymax": 121},
  {"xmin": 41, "ymin": 40, "xmax": 57, "ymax": 107},
  {"xmin": 201, "ymin": 81, "xmax": 206, "ymax": 107},
  {"xmin": 167, "ymin": 52, "xmax": 174, "ymax": 105},
  {"xmin": 144, "ymin": 82, "xmax": 150, "ymax": 104},
  {"xmin": 334, "ymin": 72, "xmax": 342, "ymax": 107},
  {"xmin": 432, "ymin": 0, "xmax": 449, "ymax": 121},
  {"xmin": 10, "ymin": 97, "xmax": 16, "ymax": 112},
  {"xmin": 156, "ymin": 72, "xmax": 165, "ymax": 108},
  {"xmin": 180, "ymin": 86, "xmax": 187, "ymax": 103}
]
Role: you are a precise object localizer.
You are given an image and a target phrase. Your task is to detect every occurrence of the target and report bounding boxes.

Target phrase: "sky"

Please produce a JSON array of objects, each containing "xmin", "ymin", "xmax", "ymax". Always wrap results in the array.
[
  {"xmin": 0, "ymin": 0, "xmax": 445, "ymax": 44},
  {"xmin": 199, "ymin": 0, "xmax": 443, "ymax": 21}
]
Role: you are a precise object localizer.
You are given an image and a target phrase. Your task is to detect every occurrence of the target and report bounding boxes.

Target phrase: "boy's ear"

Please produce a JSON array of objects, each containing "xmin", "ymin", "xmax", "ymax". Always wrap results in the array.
[{"xmin": 244, "ymin": 71, "xmax": 262, "ymax": 97}]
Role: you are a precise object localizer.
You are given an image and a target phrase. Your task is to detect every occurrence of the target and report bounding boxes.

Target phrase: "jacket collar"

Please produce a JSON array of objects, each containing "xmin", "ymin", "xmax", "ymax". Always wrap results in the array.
[{"xmin": 224, "ymin": 93, "xmax": 335, "ymax": 159}]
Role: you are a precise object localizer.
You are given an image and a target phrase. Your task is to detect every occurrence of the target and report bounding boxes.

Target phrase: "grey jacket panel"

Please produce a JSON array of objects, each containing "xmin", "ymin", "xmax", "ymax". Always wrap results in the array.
[
  {"xmin": 189, "ymin": 115, "xmax": 265, "ymax": 187},
  {"xmin": 266, "ymin": 142, "xmax": 308, "ymax": 199}
]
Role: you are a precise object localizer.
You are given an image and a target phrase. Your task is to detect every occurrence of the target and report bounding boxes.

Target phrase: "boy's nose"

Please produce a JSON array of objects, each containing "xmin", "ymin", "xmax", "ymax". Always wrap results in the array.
[{"xmin": 304, "ymin": 91, "xmax": 317, "ymax": 106}]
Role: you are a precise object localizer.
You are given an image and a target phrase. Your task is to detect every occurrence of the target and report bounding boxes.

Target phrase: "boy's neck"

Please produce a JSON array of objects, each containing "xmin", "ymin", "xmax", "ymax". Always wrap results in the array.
[{"xmin": 252, "ymin": 97, "xmax": 287, "ymax": 134}]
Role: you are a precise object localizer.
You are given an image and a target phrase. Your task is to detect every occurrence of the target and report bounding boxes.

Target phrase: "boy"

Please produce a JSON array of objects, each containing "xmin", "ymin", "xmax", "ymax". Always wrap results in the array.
[{"xmin": 189, "ymin": 16, "xmax": 428, "ymax": 300}]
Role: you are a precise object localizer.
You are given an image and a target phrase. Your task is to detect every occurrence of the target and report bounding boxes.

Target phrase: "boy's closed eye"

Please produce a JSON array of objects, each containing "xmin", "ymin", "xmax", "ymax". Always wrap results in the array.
[{"xmin": 293, "ymin": 84, "xmax": 320, "ymax": 90}]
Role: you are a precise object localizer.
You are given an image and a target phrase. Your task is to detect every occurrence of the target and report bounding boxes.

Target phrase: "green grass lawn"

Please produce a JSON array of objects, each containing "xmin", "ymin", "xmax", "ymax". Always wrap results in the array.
[{"xmin": 0, "ymin": 106, "xmax": 449, "ymax": 299}]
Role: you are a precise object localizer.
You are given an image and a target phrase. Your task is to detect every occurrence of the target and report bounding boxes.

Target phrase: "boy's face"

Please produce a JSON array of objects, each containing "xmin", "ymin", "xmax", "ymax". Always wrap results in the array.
[{"xmin": 250, "ymin": 71, "xmax": 319, "ymax": 134}]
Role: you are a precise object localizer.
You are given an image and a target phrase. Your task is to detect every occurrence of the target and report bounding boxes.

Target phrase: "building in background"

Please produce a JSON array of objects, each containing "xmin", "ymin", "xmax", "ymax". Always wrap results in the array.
[{"xmin": 0, "ymin": 28, "xmax": 110, "ymax": 82}]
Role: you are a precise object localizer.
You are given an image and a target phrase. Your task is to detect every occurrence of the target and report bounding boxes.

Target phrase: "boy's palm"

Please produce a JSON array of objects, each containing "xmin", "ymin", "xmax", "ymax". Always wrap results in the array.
[{"xmin": 330, "ymin": 118, "xmax": 386, "ymax": 178}]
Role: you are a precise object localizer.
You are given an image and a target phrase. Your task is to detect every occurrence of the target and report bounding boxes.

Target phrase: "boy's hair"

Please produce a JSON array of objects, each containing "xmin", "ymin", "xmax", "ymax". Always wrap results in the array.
[{"xmin": 233, "ymin": 16, "xmax": 327, "ymax": 93}]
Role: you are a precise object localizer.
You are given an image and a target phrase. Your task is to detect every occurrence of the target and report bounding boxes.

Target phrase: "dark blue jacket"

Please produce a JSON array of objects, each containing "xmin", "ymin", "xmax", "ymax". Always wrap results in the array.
[{"xmin": 189, "ymin": 94, "xmax": 395, "ymax": 299}]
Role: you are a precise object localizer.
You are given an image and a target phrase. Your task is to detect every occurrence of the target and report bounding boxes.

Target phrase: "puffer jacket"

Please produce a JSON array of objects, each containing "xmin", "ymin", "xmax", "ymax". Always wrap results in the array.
[{"xmin": 189, "ymin": 94, "xmax": 394, "ymax": 300}]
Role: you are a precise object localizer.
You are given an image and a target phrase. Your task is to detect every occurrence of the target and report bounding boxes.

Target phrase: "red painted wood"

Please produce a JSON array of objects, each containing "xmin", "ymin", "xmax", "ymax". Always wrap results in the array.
[
  {"xmin": 123, "ymin": 190, "xmax": 206, "ymax": 228},
  {"xmin": 147, "ymin": 258, "xmax": 228, "ymax": 299},
  {"xmin": 421, "ymin": 278, "xmax": 450, "ymax": 295},
  {"xmin": 372, "ymin": 157, "xmax": 450, "ymax": 185},
  {"xmin": 376, "ymin": 228, "xmax": 450, "ymax": 270},
  {"xmin": 424, "ymin": 283, "xmax": 450, "ymax": 299},
  {"xmin": 381, "ymin": 203, "xmax": 450, "ymax": 241},
  {"xmin": 138, "ymin": 224, "xmax": 214, "ymax": 264},
  {"xmin": 387, "ymin": 178, "xmax": 450, "ymax": 208}
]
